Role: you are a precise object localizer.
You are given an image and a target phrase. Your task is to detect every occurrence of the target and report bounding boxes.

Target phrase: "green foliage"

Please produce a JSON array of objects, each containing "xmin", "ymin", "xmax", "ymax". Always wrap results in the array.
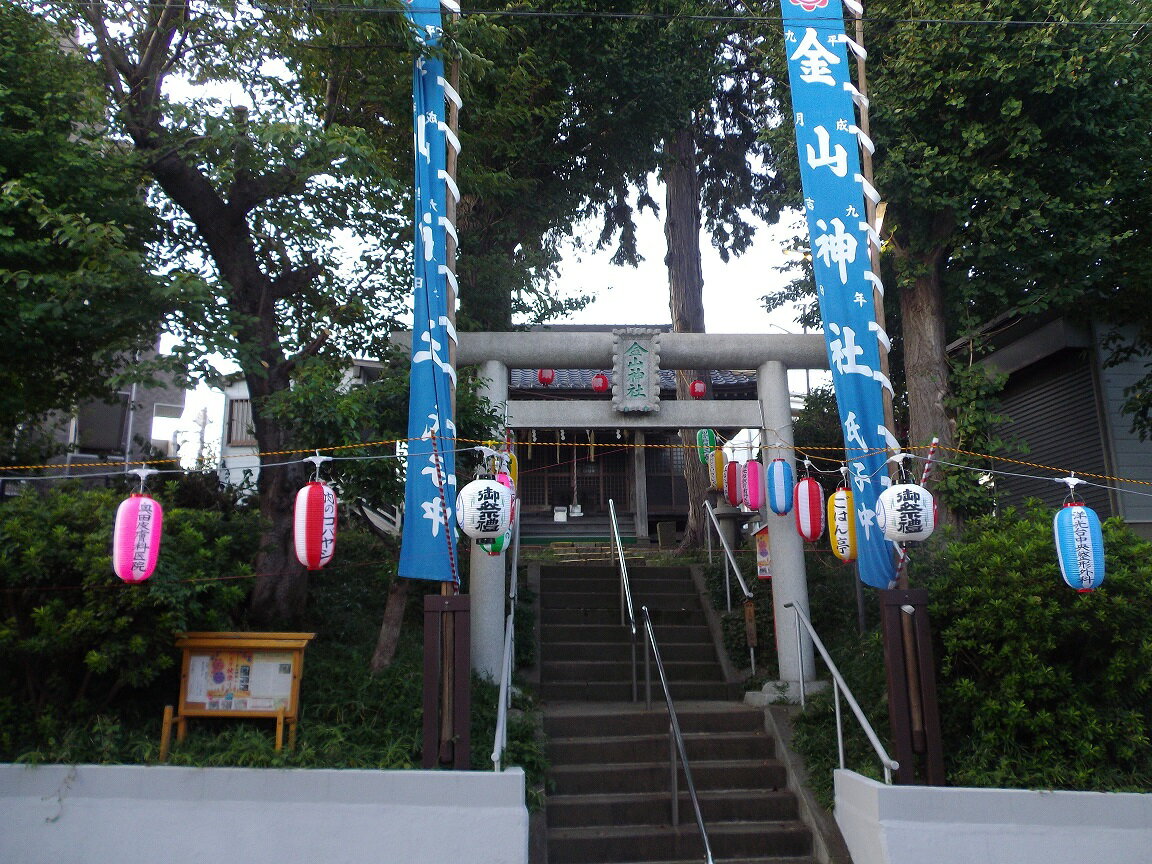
[
  {"xmin": 0, "ymin": 484, "xmax": 254, "ymax": 757},
  {"xmin": 921, "ymin": 506, "xmax": 1152, "ymax": 790},
  {"xmin": 0, "ymin": 2, "xmax": 172, "ymax": 444},
  {"xmin": 789, "ymin": 505, "xmax": 1152, "ymax": 804}
]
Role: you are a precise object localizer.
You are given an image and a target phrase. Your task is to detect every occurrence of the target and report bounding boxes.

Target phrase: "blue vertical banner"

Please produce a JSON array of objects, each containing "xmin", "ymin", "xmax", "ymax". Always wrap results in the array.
[
  {"xmin": 779, "ymin": 0, "xmax": 896, "ymax": 589},
  {"xmin": 399, "ymin": 1, "xmax": 461, "ymax": 582}
]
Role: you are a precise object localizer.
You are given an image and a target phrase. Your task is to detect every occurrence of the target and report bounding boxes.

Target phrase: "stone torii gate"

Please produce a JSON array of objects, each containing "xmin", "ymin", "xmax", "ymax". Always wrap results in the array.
[{"xmin": 457, "ymin": 329, "xmax": 829, "ymax": 692}]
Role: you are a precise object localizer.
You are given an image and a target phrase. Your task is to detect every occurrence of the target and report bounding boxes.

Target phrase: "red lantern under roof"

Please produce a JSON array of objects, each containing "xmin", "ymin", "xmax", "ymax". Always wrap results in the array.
[
  {"xmin": 538, "ymin": 368, "xmax": 555, "ymax": 386},
  {"xmin": 689, "ymin": 379, "xmax": 707, "ymax": 399},
  {"xmin": 591, "ymin": 372, "xmax": 609, "ymax": 393}
]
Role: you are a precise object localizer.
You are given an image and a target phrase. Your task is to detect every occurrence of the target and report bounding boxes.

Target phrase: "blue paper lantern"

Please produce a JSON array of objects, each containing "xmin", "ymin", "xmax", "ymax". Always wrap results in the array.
[
  {"xmin": 1054, "ymin": 503, "xmax": 1105, "ymax": 592},
  {"xmin": 766, "ymin": 458, "xmax": 794, "ymax": 515}
]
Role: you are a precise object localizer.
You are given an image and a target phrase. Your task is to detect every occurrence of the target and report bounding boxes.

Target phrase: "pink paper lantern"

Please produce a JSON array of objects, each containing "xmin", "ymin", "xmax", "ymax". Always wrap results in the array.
[
  {"xmin": 294, "ymin": 481, "xmax": 338, "ymax": 571},
  {"xmin": 743, "ymin": 460, "xmax": 765, "ymax": 510},
  {"xmin": 794, "ymin": 477, "xmax": 826, "ymax": 543},
  {"xmin": 113, "ymin": 494, "xmax": 163, "ymax": 583}
]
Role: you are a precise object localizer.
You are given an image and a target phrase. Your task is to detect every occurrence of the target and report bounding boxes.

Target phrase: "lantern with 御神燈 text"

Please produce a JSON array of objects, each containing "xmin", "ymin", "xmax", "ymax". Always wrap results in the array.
[
  {"xmin": 591, "ymin": 372, "xmax": 609, "ymax": 393},
  {"xmin": 876, "ymin": 483, "xmax": 935, "ymax": 542},
  {"xmin": 457, "ymin": 478, "xmax": 514, "ymax": 540},
  {"xmin": 689, "ymin": 379, "xmax": 706, "ymax": 399},
  {"xmin": 113, "ymin": 493, "xmax": 163, "ymax": 583},
  {"xmin": 1054, "ymin": 502, "xmax": 1105, "ymax": 592},
  {"xmin": 538, "ymin": 368, "xmax": 555, "ymax": 386},
  {"xmin": 294, "ymin": 480, "xmax": 338, "ymax": 571}
]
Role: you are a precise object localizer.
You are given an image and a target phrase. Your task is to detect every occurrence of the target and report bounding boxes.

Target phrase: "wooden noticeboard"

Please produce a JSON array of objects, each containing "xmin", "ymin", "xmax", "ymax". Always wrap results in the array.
[{"xmin": 159, "ymin": 632, "xmax": 315, "ymax": 761}]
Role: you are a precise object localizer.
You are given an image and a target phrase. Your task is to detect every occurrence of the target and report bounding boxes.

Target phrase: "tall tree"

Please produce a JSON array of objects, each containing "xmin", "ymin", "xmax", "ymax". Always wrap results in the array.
[
  {"xmin": 0, "ymin": 2, "xmax": 169, "ymax": 455},
  {"xmin": 42, "ymin": 0, "xmax": 413, "ymax": 623},
  {"xmin": 762, "ymin": 0, "xmax": 1152, "ymax": 496}
]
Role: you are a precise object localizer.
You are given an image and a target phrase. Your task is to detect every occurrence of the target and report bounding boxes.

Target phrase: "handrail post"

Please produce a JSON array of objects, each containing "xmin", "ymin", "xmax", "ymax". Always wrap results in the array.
[
  {"xmin": 795, "ymin": 605, "xmax": 806, "ymax": 708},
  {"xmin": 670, "ymin": 722, "xmax": 679, "ymax": 827}
]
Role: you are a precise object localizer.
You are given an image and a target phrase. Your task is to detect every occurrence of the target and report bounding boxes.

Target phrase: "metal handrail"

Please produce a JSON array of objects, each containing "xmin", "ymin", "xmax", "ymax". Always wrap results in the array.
[
  {"xmin": 701, "ymin": 501, "xmax": 756, "ymax": 673},
  {"xmin": 605, "ymin": 499, "xmax": 713, "ymax": 863},
  {"xmin": 784, "ymin": 601, "xmax": 899, "ymax": 784},
  {"xmin": 640, "ymin": 606, "xmax": 715, "ymax": 864},
  {"xmin": 702, "ymin": 501, "xmax": 754, "ymax": 602},
  {"xmin": 491, "ymin": 509, "xmax": 521, "ymax": 771},
  {"xmin": 607, "ymin": 499, "xmax": 640, "ymax": 701}
]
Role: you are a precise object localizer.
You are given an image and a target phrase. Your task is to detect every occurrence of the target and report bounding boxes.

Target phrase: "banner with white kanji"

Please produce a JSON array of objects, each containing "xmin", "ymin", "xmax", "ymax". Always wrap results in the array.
[
  {"xmin": 779, "ymin": 0, "xmax": 896, "ymax": 589},
  {"xmin": 399, "ymin": 1, "xmax": 458, "ymax": 582}
]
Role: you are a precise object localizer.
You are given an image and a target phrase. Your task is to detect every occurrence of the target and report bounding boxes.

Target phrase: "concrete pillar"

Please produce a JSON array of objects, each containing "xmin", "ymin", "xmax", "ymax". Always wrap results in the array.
[
  {"xmin": 631, "ymin": 431, "xmax": 649, "ymax": 541},
  {"xmin": 471, "ymin": 360, "xmax": 508, "ymax": 680},
  {"xmin": 758, "ymin": 360, "xmax": 816, "ymax": 686}
]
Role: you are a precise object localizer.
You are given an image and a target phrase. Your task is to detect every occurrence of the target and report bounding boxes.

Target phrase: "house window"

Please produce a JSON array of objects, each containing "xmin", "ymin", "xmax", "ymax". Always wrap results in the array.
[
  {"xmin": 227, "ymin": 399, "xmax": 256, "ymax": 446},
  {"xmin": 75, "ymin": 393, "xmax": 130, "ymax": 453}
]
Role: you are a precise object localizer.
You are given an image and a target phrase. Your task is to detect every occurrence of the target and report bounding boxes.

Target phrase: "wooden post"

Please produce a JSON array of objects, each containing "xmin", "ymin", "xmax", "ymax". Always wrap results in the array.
[{"xmin": 424, "ymin": 594, "xmax": 471, "ymax": 769}]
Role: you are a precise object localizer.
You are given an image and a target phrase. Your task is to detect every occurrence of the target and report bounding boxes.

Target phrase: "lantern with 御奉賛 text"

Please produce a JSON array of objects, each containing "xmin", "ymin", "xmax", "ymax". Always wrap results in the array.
[
  {"xmin": 294, "ymin": 480, "xmax": 338, "ymax": 571},
  {"xmin": 876, "ymin": 483, "xmax": 936, "ymax": 542},
  {"xmin": 766, "ymin": 458, "xmax": 794, "ymax": 515},
  {"xmin": 794, "ymin": 477, "xmax": 825, "ymax": 542},
  {"xmin": 457, "ymin": 478, "xmax": 514, "ymax": 540},
  {"xmin": 1054, "ymin": 503, "xmax": 1105, "ymax": 592},
  {"xmin": 113, "ymin": 493, "xmax": 163, "ymax": 583}
]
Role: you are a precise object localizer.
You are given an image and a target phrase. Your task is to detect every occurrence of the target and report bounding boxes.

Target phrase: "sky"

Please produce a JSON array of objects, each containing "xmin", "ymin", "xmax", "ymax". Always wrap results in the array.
[{"xmin": 158, "ymin": 196, "xmax": 827, "ymax": 468}]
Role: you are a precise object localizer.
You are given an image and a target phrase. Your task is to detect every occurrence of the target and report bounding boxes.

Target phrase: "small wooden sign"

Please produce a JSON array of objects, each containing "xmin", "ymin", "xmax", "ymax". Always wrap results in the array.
[{"xmin": 160, "ymin": 631, "xmax": 315, "ymax": 761}]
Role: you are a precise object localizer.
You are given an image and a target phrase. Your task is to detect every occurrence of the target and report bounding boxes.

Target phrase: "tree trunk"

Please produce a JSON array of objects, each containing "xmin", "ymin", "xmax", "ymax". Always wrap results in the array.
[
  {"xmin": 898, "ymin": 255, "xmax": 957, "ymax": 524},
  {"xmin": 370, "ymin": 577, "xmax": 411, "ymax": 673},
  {"xmin": 663, "ymin": 125, "xmax": 711, "ymax": 550}
]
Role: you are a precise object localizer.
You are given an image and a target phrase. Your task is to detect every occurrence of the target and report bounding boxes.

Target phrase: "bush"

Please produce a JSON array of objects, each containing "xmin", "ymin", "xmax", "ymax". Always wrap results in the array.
[
  {"xmin": 0, "ymin": 484, "xmax": 254, "ymax": 756},
  {"xmin": 921, "ymin": 504, "xmax": 1152, "ymax": 790},
  {"xmin": 790, "ymin": 503, "xmax": 1152, "ymax": 801}
]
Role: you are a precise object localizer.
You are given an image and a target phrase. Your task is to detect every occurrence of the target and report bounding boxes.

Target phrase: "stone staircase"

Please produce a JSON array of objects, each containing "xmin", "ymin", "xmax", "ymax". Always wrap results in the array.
[{"xmin": 538, "ymin": 564, "xmax": 817, "ymax": 864}]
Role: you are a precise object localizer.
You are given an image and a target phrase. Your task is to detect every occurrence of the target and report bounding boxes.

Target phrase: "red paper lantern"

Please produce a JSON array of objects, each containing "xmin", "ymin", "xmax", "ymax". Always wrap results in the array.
[
  {"xmin": 794, "ymin": 477, "xmax": 826, "ymax": 543},
  {"xmin": 724, "ymin": 461, "xmax": 743, "ymax": 507},
  {"xmin": 591, "ymin": 372, "xmax": 610, "ymax": 393},
  {"xmin": 113, "ymin": 494, "xmax": 163, "ymax": 583},
  {"xmin": 538, "ymin": 368, "xmax": 555, "ymax": 386},
  {"xmin": 689, "ymin": 379, "xmax": 707, "ymax": 399},
  {"xmin": 294, "ymin": 481, "xmax": 338, "ymax": 571}
]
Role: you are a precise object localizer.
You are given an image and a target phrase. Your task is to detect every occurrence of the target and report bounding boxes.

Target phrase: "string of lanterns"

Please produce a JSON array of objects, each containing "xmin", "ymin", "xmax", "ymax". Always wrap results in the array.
[{"xmin": 18, "ymin": 414, "xmax": 1130, "ymax": 591}]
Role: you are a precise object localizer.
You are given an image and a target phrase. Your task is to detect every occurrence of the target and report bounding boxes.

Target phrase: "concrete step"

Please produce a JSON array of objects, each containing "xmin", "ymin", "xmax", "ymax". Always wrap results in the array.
[
  {"xmin": 541, "ymin": 623, "xmax": 710, "ymax": 644},
  {"xmin": 547, "ymin": 730, "xmax": 775, "ymax": 765},
  {"xmin": 543, "ymin": 703, "xmax": 767, "ymax": 738},
  {"xmin": 540, "ymin": 679, "xmax": 734, "ymax": 702},
  {"xmin": 541, "ymin": 641, "xmax": 717, "ymax": 664},
  {"xmin": 541, "ymin": 606, "xmax": 707, "ymax": 627},
  {"xmin": 548, "ymin": 759, "xmax": 788, "ymax": 797},
  {"xmin": 541, "ymin": 659, "xmax": 724, "ymax": 684},
  {"xmin": 541, "ymin": 591, "xmax": 704, "ymax": 612},
  {"xmin": 544, "ymin": 576, "xmax": 697, "ymax": 594},
  {"xmin": 546, "ymin": 821, "xmax": 812, "ymax": 863},
  {"xmin": 546, "ymin": 788, "xmax": 801, "ymax": 828}
]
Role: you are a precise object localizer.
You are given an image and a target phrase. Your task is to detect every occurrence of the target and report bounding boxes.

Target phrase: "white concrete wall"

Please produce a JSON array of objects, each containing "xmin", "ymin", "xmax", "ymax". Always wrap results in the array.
[
  {"xmin": 0, "ymin": 764, "xmax": 528, "ymax": 864},
  {"xmin": 835, "ymin": 769, "xmax": 1152, "ymax": 864}
]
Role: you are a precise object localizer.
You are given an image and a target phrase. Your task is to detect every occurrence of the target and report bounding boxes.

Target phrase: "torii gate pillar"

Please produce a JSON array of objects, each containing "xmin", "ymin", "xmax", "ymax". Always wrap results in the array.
[{"xmin": 758, "ymin": 360, "xmax": 816, "ymax": 687}]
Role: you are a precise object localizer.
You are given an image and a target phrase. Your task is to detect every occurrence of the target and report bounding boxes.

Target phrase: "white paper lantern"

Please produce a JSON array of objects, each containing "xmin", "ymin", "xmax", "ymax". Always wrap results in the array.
[
  {"xmin": 456, "ymin": 478, "xmax": 513, "ymax": 540},
  {"xmin": 794, "ymin": 477, "xmax": 825, "ymax": 543},
  {"xmin": 876, "ymin": 483, "xmax": 936, "ymax": 542},
  {"xmin": 766, "ymin": 458, "xmax": 794, "ymax": 515}
]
